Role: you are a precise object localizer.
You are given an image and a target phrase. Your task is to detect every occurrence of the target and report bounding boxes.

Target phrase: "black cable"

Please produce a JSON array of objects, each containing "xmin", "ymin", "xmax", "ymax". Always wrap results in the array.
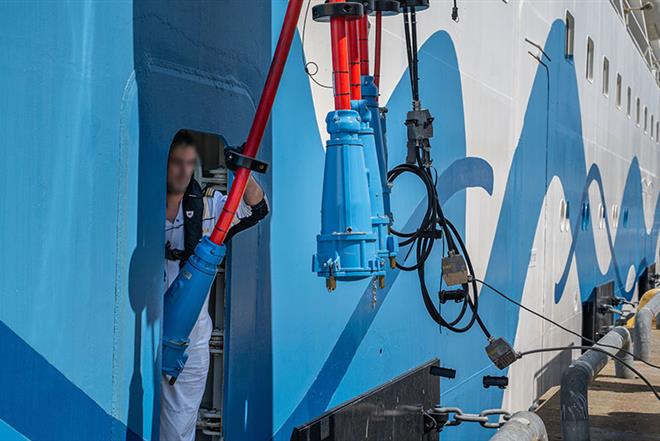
[
  {"xmin": 445, "ymin": 220, "xmax": 491, "ymax": 339},
  {"xmin": 301, "ymin": 0, "xmax": 333, "ymax": 89},
  {"xmin": 410, "ymin": 9, "xmax": 420, "ymax": 102},
  {"xmin": 451, "ymin": 0, "xmax": 459, "ymax": 22},
  {"xmin": 518, "ymin": 346, "xmax": 660, "ymax": 401},
  {"xmin": 388, "ymin": 7, "xmax": 492, "ymax": 339},
  {"xmin": 402, "ymin": 11, "xmax": 417, "ymax": 104},
  {"xmin": 475, "ymin": 278, "xmax": 660, "ymax": 371}
]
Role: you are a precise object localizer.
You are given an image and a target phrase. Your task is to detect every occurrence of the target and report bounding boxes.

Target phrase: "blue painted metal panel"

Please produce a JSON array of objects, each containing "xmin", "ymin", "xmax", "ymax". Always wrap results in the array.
[
  {"xmin": 0, "ymin": 2, "xmax": 658, "ymax": 440},
  {"xmin": 0, "ymin": 1, "xmax": 146, "ymax": 439},
  {"xmin": 0, "ymin": 419, "xmax": 27, "ymax": 441}
]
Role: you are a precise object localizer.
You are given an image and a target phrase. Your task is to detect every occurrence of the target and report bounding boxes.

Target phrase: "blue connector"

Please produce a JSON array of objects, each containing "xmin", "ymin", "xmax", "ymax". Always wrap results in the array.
[
  {"xmin": 352, "ymin": 99, "xmax": 391, "ymax": 282},
  {"xmin": 314, "ymin": 109, "xmax": 381, "ymax": 290},
  {"xmin": 162, "ymin": 236, "xmax": 225, "ymax": 383},
  {"xmin": 361, "ymin": 75, "xmax": 398, "ymax": 267}
]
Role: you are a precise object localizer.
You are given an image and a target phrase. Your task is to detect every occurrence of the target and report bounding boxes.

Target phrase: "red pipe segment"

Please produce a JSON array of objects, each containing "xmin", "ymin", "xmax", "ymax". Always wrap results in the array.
[
  {"xmin": 347, "ymin": 17, "xmax": 362, "ymax": 100},
  {"xmin": 374, "ymin": 11, "xmax": 383, "ymax": 91},
  {"xmin": 330, "ymin": 0, "xmax": 352, "ymax": 110},
  {"xmin": 359, "ymin": 16, "xmax": 370, "ymax": 75},
  {"xmin": 210, "ymin": 0, "xmax": 304, "ymax": 244}
]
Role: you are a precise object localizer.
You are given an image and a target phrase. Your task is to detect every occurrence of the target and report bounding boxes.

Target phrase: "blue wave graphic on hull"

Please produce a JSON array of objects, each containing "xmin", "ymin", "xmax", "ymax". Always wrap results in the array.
[{"xmin": 274, "ymin": 19, "xmax": 660, "ymax": 441}]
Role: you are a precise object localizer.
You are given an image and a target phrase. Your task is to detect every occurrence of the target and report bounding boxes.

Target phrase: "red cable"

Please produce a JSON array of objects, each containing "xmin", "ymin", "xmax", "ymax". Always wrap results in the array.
[
  {"xmin": 210, "ymin": 0, "xmax": 304, "ymax": 244},
  {"xmin": 374, "ymin": 11, "xmax": 382, "ymax": 92},
  {"xmin": 330, "ymin": 0, "xmax": 351, "ymax": 110},
  {"xmin": 347, "ymin": 17, "xmax": 362, "ymax": 100},
  {"xmin": 359, "ymin": 15, "xmax": 369, "ymax": 75}
]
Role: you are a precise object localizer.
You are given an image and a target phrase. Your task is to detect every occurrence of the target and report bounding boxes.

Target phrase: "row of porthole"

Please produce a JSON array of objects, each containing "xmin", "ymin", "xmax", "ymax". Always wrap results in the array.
[
  {"xmin": 559, "ymin": 199, "xmax": 629, "ymax": 232},
  {"xmin": 565, "ymin": 10, "xmax": 660, "ymax": 144}
]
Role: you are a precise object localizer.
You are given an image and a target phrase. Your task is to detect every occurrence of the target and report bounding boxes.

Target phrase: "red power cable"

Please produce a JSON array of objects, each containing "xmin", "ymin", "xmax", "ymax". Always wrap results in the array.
[
  {"xmin": 210, "ymin": 0, "xmax": 304, "ymax": 244},
  {"xmin": 330, "ymin": 0, "xmax": 351, "ymax": 110},
  {"xmin": 347, "ymin": 17, "xmax": 362, "ymax": 100},
  {"xmin": 374, "ymin": 11, "xmax": 383, "ymax": 91},
  {"xmin": 359, "ymin": 15, "xmax": 370, "ymax": 75}
]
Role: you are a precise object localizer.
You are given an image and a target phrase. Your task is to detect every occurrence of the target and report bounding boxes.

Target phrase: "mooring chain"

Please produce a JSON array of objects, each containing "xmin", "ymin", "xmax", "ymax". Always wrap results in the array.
[{"xmin": 431, "ymin": 406, "xmax": 511, "ymax": 429}]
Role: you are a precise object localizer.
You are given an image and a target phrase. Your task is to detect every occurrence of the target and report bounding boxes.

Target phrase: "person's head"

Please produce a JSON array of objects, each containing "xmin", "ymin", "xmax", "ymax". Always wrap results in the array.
[{"xmin": 167, "ymin": 130, "xmax": 198, "ymax": 195}]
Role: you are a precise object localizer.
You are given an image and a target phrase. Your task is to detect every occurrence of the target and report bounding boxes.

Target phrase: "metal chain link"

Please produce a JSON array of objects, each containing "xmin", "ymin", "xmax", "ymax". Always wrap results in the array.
[{"xmin": 432, "ymin": 406, "xmax": 511, "ymax": 429}]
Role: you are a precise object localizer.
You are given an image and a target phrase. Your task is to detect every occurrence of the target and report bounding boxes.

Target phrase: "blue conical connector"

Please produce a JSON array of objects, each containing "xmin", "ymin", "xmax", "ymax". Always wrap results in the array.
[
  {"xmin": 361, "ymin": 75, "xmax": 398, "ymax": 267},
  {"xmin": 314, "ymin": 109, "xmax": 382, "ymax": 290}
]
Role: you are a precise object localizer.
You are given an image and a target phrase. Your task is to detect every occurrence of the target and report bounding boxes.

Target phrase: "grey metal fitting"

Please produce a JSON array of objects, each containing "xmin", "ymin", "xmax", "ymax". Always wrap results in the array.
[
  {"xmin": 489, "ymin": 411, "xmax": 547, "ymax": 441},
  {"xmin": 633, "ymin": 293, "xmax": 660, "ymax": 361},
  {"xmin": 560, "ymin": 326, "xmax": 631, "ymax": 441}
]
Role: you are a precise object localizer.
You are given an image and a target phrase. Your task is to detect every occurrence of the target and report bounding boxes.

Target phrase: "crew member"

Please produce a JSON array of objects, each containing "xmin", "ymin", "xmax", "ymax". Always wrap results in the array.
[{"xmin": 161, "ymin": 130, "xmax": 268, "ymax": 440}]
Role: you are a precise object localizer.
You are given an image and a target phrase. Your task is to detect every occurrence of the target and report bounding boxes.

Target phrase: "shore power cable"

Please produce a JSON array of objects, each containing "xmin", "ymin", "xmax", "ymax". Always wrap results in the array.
[
  {"xmin": 386, "ymin": 2, "xmax": 517, "ymax": 370},
  {"xmin": 475, "ymin": 278, "xmax": 660, "ymax": 371}
]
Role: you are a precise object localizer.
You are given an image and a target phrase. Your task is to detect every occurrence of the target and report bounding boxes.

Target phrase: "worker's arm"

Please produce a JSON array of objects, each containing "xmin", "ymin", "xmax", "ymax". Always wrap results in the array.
[
  {"xmin": 210, "ymin": 177, "xmax": 269, "ymax": 241},
  {"xmin": 243, "ymin": 175, "xmax": 264, "ymax": 206}
]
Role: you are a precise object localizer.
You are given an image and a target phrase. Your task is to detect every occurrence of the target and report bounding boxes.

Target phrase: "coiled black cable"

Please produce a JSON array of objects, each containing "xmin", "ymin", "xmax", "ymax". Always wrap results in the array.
[
  {"xmin": 388, "ymin": 9, "xmax": 492, "ymax": 339},
  {"xmin": 387, "ymin": 157, "xmax": 491, "ymax": 338}
]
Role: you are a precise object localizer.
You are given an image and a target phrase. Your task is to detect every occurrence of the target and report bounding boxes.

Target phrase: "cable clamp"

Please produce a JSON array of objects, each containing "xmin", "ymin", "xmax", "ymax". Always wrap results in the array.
[
  {"xmin": 439, "ymin": 289, "xmax": 465, "ymax": 304},
  {"xmin": 224, "ymin": 144, "xmax": 269, "ymax": 174}
]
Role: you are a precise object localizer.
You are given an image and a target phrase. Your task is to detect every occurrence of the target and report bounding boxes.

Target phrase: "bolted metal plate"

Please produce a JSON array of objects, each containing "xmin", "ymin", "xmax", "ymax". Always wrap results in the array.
[{"xmin": 290, "ymin": 359, "xmax": 440, "ymax": 441}]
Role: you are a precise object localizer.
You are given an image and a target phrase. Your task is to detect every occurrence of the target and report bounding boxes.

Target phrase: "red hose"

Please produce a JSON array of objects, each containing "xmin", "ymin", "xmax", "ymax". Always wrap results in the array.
[
  {"xmin": 359, "ymin": 16, "xmax": 369, "ymax": 75},
  {"xmin": 210, "ymin": 0, "xmax": 304, "ymax": 244},
  {"xmin": 347, "ymin": 18, "xmax": 362, "ymax": 100},
  {"xmin": 330, "ymin": 0, "xmax": 351, "ymax": 110},
  {"xmin": 374, "ymin": 11, "xmax": 382, "ymax": 91}
]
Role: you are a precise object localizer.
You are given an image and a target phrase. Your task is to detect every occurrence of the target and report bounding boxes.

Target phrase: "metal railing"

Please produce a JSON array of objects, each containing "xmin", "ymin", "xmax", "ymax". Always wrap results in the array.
[
  {"xmin": 560, "ymin": 326, "xmax": 633, "ymax": 441},
  {"xmin": 634, "ymin": 291, "xmax": 660, "ymax": 361},
  {"xmin": 610, "ymin": 0, "xmax": 660, "ymax": 84}
]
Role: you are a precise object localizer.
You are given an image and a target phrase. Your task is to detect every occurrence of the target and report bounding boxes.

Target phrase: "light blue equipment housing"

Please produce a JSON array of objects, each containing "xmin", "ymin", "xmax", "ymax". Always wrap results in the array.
[
  {"xmin": 162, "ymin": 237, "xmax": 225, "ymax": 381},
  {"xmin": 314, "ymin": 109, "xmax": 382, "ymax": 284},
  {"xmin": 352, "ymin": 97, "xmax": 397, "ymax": 270},
  {"xmin": 361, "ymin": 75, "xmax": 398, "ymax": 262}
]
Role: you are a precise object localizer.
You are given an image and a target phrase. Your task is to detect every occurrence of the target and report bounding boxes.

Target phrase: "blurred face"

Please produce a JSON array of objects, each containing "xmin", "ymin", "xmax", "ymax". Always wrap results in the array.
[{"xmin": 167, "ymin": 144, "xmax": 197, "ymax": 194}]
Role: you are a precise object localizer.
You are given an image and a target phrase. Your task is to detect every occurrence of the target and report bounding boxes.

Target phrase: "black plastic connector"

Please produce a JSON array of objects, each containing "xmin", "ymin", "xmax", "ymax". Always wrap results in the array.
[
  {"xmin": 312, "ymin": 2, "xmax": 364, "ymax": 22},
  {"xmin": 224, "ymin": 146, "xmax": 269, "ymax": 174},
  {"xmin": 441, "ymin": 253, "xmax": 469, "ymax": 287},
  {"xmin": 429, "ymin": 365, "xmax": 456, "ymax": 379},
  {"xmin": 485, "ymin": 337, "xmax": 518, "ymax": 370},
  {"xmin": 398, "ymin": 0, "xmax": 429, "ymax": 12},
  {"xmin": 372, "ymin": 0, "xmax": 401, "ymax": 15},
  {"xmin": 483, "ymin": 375, "xmax": 508, "ymax": 389},
  {"xmin": 439, "ymin": 289, "xmax": 465, "ymax": 304},
  {"xmin": 405, "ymin": 108, "xmax": 434, "ymax": 165}
]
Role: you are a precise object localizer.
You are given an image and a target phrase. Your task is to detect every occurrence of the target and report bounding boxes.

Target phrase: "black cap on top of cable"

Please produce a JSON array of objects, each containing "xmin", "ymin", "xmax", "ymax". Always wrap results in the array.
[
  {"xmin": 312, "ymin": 1, "xmax": 364, "ymax": 22},
  {"xmin": 372, "ymin": 0, "xmax": 401, "ymax": 15},
  {"xmin": 359, "ymin": 0, "xmax": 375, "ymax": 14},
  {"xmin": 398, "ymin": 0, "xmax": 429, "ymax": 12}
]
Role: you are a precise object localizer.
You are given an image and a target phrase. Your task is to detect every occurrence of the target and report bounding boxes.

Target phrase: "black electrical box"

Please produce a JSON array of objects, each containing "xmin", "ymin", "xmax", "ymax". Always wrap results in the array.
[
  {"xmin": 582, "ymin": 281, "xmax": 615, "ymax": 345},
  {"xmin": 290, "ymin": 359, "xmax": 440, "ymax": 441},
  {"xmin": 638, "ymin": 262, "xmax": 657, "ymax": 297}
]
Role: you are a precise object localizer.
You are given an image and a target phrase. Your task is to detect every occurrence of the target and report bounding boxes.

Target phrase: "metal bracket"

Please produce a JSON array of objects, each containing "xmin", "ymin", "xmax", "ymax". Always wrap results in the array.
[
  {"xmin": 224, "ymin": 145, "xmax": 269, "ymax": 174},
  {"xmin": 405, "ymin": 108, "xmax": 434, "ymax": 165},
  {"xmin": 483, "ymin": 375, "xmax": 509, "ymax": 389},
  {"xmin": 291, "ymin": 359, "xmax": 441, "ymax": 440}
]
